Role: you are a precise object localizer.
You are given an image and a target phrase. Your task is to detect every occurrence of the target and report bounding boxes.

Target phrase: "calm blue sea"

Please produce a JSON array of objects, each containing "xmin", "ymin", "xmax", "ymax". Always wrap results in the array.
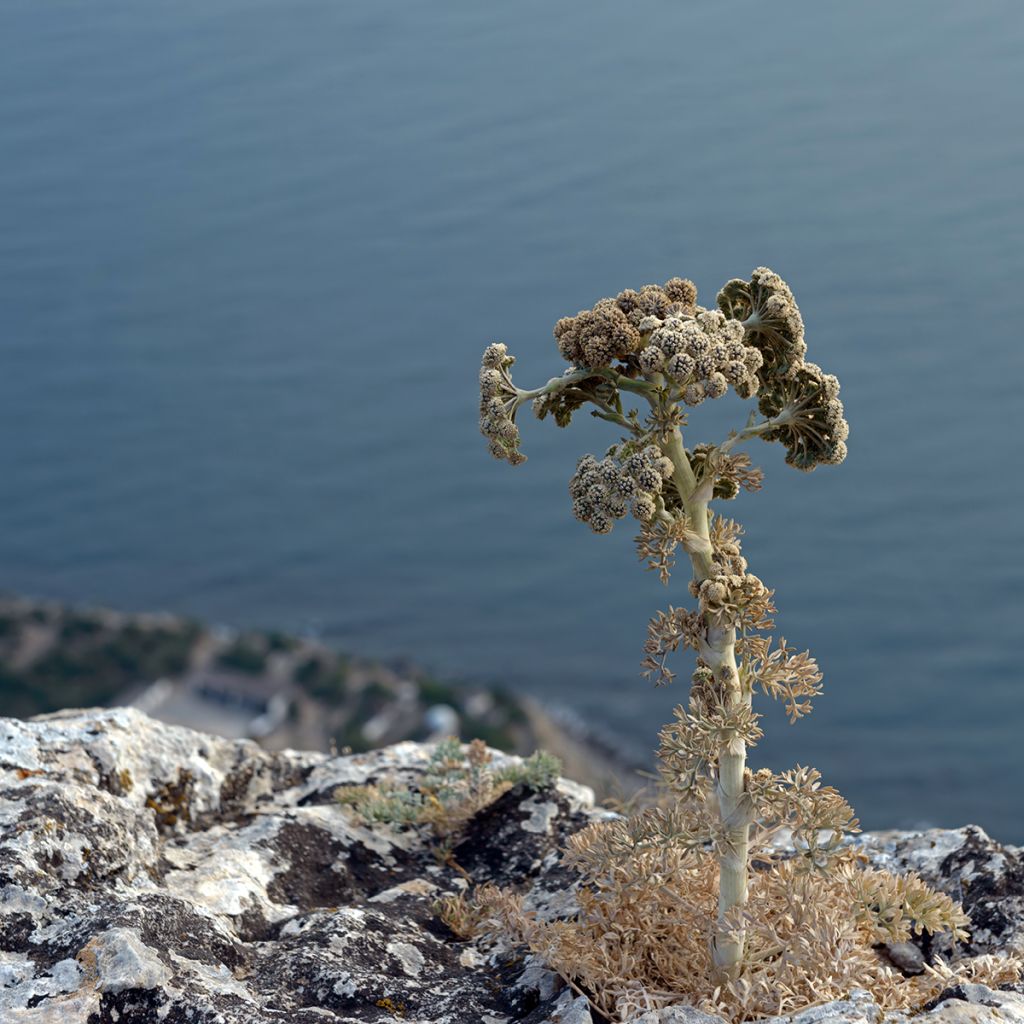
[{"xmin": 1, "ymin": 1, "xmax": 1022, "ymax": 839}]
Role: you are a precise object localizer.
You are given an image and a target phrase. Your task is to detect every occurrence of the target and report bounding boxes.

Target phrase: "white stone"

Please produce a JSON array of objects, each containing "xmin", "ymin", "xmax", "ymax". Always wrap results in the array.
[{"xmin": 88, "ymin": 927, "xmax": 172, "ymax": 994}]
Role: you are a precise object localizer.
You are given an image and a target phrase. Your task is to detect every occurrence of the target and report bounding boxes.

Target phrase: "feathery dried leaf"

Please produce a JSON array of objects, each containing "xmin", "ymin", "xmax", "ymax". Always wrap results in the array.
[{"xmin": 641, "ymin": 606, "xmax": 705, "ymax": 687}]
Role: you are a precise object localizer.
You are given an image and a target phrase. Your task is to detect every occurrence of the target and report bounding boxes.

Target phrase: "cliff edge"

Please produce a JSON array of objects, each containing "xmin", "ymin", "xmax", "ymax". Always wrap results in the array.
[{"xmin": 0, "ymin": 708, "xmax": 1021, "ymax": 1024}]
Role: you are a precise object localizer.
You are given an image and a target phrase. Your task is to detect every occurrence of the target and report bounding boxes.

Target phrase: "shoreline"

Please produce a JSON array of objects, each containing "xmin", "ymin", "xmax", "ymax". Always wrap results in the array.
[{"xmin": 0, "ymin": 593, "xmax": 647, "ymax": 802}]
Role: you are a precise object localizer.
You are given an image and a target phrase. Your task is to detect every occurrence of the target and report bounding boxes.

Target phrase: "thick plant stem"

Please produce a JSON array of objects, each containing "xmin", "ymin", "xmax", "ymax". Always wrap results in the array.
[
  {"xmin": 706, "ymin": 619, "xmax": 749, "ymax": 978},
  {"xmin": 662, "ymin": 426, "xmax": 750, "ymax": 979}
]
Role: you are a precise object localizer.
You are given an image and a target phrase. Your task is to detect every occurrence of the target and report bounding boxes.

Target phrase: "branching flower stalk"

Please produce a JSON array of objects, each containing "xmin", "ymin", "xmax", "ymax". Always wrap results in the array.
[{"xmin": 476, "ymin": 270, "xmax": 971, "ymax": 1005}]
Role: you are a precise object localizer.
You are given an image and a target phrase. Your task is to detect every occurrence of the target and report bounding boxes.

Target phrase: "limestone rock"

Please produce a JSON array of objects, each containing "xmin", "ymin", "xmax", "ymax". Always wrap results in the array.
[{"xmin": 0, "ymin": 707, "xmax": 1022, "ymax": 1024}]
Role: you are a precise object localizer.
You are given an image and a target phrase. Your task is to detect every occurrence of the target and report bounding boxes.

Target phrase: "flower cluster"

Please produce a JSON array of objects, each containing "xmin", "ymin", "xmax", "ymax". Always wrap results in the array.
[
  {"xmin": 553, "ymin": 278, "xmax": 697, "ymax": 368},
  {"xmin": 717, "ymin": 266, "xmax": 807, "ymax": 380},
  {"xmin": 758, "ymin": 362, "xmax": 849, "ymax": 472},
  {"xmin": 569, "ymin": 446, "xmax": 674, "ymax": 534},
  {"xmin": 708, "ymin": 537, "xmax": 748, "ymax": 577},
  {"xmin": 479, "ymin": 343, "xmax": 526, "ymax": 465},
  {"xmin": 695, "ymin": 571, "xmax": 771, "ymax": 623},
  {"xmin": 716, "ymin": 267, "xmax": 849, "ymax": 471},
  {"xmin": 636, "ymin": 309, "xmax": 764, "ymax": 405}
]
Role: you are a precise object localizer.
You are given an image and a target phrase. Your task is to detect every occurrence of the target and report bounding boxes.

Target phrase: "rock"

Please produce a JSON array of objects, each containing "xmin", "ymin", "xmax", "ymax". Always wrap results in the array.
[
  {"xmin": 0, "ymin": 707, "xmax": 604, "ymax": 1023},
  {"xmin": 627, "ymin": 1007, "xmax": 728, "ymax": 1024},
  {"xmin": 544, "ymin": 991, "xmax": 594, "ymax": 1023},
  {"xmin": 882, "ymin": 941, "xmax": 927, "ymax": 975},
  {"xmin": 0, "ymin": 707, "xmax": 1021, "ymax": 1023},
  {"xmin": 83, "ymin": 927, "xmax": 173, "ymax": 993},
  {"xmin": 925, "ymin": 985, "xmax": 1024, "ymax": 1024}
]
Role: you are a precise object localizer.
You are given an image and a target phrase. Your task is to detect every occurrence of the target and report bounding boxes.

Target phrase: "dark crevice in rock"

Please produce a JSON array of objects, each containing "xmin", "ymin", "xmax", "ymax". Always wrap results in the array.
[
  {"xmin": 234, "ymin": 903, "xmax": 274, "ymax": 944},
  {"xmin": 452, "ymin": 784, "xmax": 588, "ymax": 887},
  {"xmin": 937, "ymin": 826, "xmax": 1024, "ymax": 950},
  {"xmin": 261, "ymin": 820, "xmax": 361, "ymax": 911}
]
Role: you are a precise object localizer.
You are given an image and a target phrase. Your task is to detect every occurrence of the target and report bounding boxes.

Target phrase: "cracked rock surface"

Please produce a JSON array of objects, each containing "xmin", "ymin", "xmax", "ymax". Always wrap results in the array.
[{"xmin": 0, "ymin": 708, "xmax": 1022, "ymax": 1024}]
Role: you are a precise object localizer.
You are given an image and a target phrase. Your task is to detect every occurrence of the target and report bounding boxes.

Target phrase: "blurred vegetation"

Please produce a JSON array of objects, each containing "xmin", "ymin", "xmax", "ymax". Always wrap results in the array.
[
  {"xmin": 0, "ymin": 599, "xmax": 532, "ymax": 760},
  {"xmin": 215, "ymin": 636, "xmax": 268, "ymax": 675},
  {"xmin": 0, "ymin": 608, "xmax": 200, "ymax": 718}
]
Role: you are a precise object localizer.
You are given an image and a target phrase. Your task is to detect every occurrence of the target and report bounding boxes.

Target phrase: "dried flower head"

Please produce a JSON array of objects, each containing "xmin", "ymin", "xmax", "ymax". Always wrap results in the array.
[
  {"xmin": 554, "ymin": 278, "xmax": 698, "ymax": 369},
  {"xmin": 636, "ymin": 307, "xmax": 760, "ymax": 402},
  {"xmin": 758, "ymin": 361, "xmax": 849, "ymax": 471},
  {"xmin": 568, "ymin": 446, "xmax": 673, "ymax": 534},
  {"xmin": 717, "ymin": 266, "xmax": 807, "ymax": 381},
  {"xmin": 554, "ymin": 299, "xmax": 643, "ymax": 367},
  {"xmin": 478, "ymin": 343, "xmax": 526, "ymax": 464}
]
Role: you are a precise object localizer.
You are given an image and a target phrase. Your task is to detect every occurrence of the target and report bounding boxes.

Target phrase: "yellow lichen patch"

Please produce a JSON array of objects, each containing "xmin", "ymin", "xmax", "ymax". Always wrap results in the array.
[
  {"xmin": 75, "ymin": 939, "xmax": 100, "ymax": 988},
  {"xmin": 145, "ymin": 769, "xmax": 195, "ymax": 830}
]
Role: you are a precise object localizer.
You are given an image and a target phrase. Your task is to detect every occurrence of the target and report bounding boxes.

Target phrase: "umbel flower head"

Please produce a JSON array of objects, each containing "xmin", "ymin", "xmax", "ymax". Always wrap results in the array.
[
  {"xmin": 553, "ymin": 277, "xmax": 697, "ymax": 369},
  {"xmin": 568, "ymin": 446, "xmax": 674, "ymax": 534},
  {"xmin": 479, "ymin": 342, "xmax": 526, "ymax": 465},
  {"xmin": 717, "ymin": 266, "xmax": 807, "ymax": 381},
  {"xmin": 637, "ymin": 308, "xmax": 763, "ymax": 404},
  {"xmin": 758, "ymin": 361, "xmax": 849, "ymax": 471}
]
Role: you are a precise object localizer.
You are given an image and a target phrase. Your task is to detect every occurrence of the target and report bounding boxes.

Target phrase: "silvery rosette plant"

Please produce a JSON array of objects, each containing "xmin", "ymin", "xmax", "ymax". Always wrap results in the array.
[{"xmin": 474, "ymin": 271, "xmax": 1015, "ymax": 1020}]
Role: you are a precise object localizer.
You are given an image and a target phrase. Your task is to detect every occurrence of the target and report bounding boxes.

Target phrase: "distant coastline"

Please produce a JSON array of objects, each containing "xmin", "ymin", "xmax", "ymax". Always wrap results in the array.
[{"xmin": 0, "ymin": 594, "xmax": 646, "ymax": 800}]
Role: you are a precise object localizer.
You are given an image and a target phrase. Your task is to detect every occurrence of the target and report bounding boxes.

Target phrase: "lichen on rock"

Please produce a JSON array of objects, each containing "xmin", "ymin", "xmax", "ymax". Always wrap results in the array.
[{"xmin": 0, "ymin": 708, "xmax": 1022, "ymax": 1024}]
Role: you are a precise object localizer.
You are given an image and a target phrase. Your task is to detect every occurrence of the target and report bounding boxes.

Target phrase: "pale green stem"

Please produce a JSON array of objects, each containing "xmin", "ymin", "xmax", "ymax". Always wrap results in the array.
[
  {"xmin": 601, "ymin": 370, "xmax": 657, "ymax": 397},
  {"xmin": 516, "ymin": 365, "xmax": 655, "ymax": 403},
  {"xmin": 514, "ymin": 367, "xmax": 653, "ymax": 433},
  {"xmin": 661, "ymin": 423, "xmax": 750, "ymax": 980},
  {"xmin": 717, "ymin": 412, "xmax": 789, "ymax": 456},
  {"xmin": 514, "ymin": 367, "xmax": 599, "ymax": 403},
  {"xmin": 591, "ymin": 407, "xmax": 637, "ymax": 431}
]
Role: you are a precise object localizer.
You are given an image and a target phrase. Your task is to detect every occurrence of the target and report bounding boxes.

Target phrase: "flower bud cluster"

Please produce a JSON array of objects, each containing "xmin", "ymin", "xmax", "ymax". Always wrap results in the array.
[
  {"xmin": 636, "ymin": 309, "xmax": 764, "ymax": 405},
  {"xmin": 693, "ymin": 572, "xmax": 770, "ymax": 620},
  {"xmin": 716, "ymin": 267, "xmax": 849, "ymax": 471},
  {"xmin": 709, "ymin": 539, "xmax": 748, "ymax": 577},
  {"xmin": 553, "ymin": 278, "xmax": 697, "ymax": 369},
  {"xmin": 717, "ymin": 266, "xmax": 807, "ymax": 380},
  {"xmin": 569, "ymin": 447, "xmax": 675, "ymax": 534},
  {"xmin": 479, "ymin": 343, "xmax": 526, "ymax": 465},
  {"xmin": 758, "ymin": 362, "xmax": 849, "ymax": 471}
]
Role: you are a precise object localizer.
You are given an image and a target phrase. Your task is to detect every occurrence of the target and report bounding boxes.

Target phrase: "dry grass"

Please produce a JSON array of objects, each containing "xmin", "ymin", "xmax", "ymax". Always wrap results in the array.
[{"xmin": 466, "ymin": 838, "xmax": 1020, "ymax": 1023}]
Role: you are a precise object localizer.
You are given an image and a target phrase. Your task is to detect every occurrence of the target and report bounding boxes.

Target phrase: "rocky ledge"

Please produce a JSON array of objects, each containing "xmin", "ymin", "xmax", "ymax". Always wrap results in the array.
[{"xmin": 0, "ymin": 708, "xmax": 1022, "ymax": 1024}]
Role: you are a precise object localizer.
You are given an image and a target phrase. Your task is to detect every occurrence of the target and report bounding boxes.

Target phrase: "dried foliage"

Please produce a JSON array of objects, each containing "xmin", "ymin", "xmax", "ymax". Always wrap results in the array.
[
  {"xmin": 641, "ymin": 606, "xmax": 704, "ymax": 687},
  {"xmin": 435, "ymin": 884, "xmax": 504, "ymax": 940},
  {"xmin": 744, "ymin": 637, "xmax": 822, "ymax": 723},
  {"xmin": 687, "ymin": 445, "xmax": 765, "ymax": 502},
  {"xmin": 635, "ymin": 519, "xmax": 684, "ymax": 585},
  {"xmin": 467, "ymin": 842, "xmax": 1010, "ymax": 1023}
]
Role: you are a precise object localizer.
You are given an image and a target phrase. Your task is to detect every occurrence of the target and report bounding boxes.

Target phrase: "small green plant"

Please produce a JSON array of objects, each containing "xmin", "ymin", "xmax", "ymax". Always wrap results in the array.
[
  {"xmin": 335, "ymin": 738, "xmax": 562, "ymax": 835},
  {"xmin": 476, "ymin": 270, "xmax": 1018, "ymax": 1019}
]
